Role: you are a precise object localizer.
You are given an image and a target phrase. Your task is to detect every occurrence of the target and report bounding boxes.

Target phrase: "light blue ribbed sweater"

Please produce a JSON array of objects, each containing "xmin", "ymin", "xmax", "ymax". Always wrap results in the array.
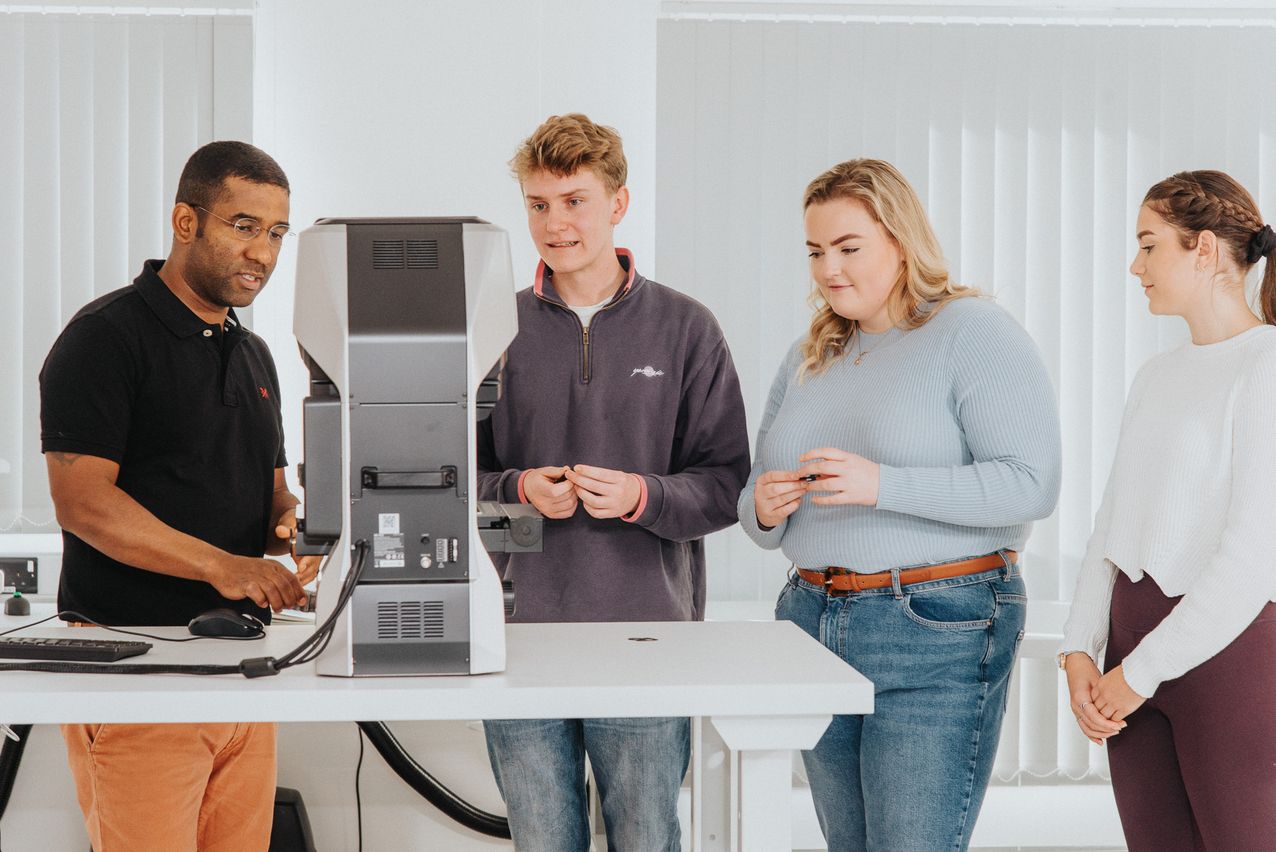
[{"xmin": 738, "ymin": 297, "xmax": 1062, "ymax": 571}]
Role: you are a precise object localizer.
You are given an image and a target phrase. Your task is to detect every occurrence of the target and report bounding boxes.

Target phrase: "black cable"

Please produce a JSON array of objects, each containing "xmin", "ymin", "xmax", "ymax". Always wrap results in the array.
[
  {"xmin": 0, "ymin": 724, "xmax": 33, "ymax": 821},
  {"xmin": 0, "ymin": 540, "xmax": 369, "ymax": 679},
  {"xmin": 0, "ymin": 661, "xmax": 243, "ymax": 676},
  {"xmin": 274, "ymin": 540, "xmax": 369, "ymax": 670},
  {"xmin": 0, "ymin": 613, "xmax": 64, "ymax": 638},
  {"xmin": 355, "ymin": 727, "xmax": 365, "ymax": 852},
  {"xmin": 4, "ymin": 611, "xmax": 263, "ymax": 644},
  {"xmin": 357, "ymin": 721, "xmax": 511, "ymax": 839}
]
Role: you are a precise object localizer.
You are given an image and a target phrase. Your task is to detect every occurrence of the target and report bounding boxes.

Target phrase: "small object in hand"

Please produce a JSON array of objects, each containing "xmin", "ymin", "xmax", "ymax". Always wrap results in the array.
[{"xmin": 798, "ymin": 473, "xmax": 821, "ymax": 482}]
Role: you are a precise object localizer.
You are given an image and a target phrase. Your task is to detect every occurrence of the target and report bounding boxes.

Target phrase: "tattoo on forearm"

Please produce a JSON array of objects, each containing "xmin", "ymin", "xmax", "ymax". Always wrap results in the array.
[{"xmin": 49, "ymin": 452, "xmax": 84, "ymax": 467}]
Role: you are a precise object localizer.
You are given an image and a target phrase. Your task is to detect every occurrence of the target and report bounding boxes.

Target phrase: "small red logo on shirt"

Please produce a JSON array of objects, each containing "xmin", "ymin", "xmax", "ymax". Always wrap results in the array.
[{"xmin": 258, "ymin": 386, "xmax": 269, "ymax": 399}]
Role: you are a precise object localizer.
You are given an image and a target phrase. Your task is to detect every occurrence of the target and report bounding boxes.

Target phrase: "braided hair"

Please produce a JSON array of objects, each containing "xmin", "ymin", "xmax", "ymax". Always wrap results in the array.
[{"xmin": 1143, "ymin": 170, "xmax": 1276, "ymax": 324}]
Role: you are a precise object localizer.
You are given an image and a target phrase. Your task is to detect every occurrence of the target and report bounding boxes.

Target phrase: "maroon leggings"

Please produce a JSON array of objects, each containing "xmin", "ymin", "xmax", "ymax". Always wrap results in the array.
[{"xmin": 1105, "ymin": 572, "xmax": 1276, "ymax": 852}]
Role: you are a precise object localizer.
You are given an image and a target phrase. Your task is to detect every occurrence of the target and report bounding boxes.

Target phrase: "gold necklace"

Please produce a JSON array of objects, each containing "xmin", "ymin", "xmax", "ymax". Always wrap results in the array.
[{"xmin": 851, "ymin": 327, "xmax": 903, "ymax": 366}]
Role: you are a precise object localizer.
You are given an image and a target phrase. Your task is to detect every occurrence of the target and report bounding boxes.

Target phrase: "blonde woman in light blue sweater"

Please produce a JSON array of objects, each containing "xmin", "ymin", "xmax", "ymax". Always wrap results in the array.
[{"xmin": 740, "ymin": 158, "xmax": 1061, "ymax": 852}]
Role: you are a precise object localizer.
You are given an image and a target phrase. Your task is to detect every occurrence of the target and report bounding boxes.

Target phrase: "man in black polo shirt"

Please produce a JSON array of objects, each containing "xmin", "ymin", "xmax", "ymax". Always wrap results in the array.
[{"xmin": 39, "ymin": 141, "xmax": 312, "ymax": 852}]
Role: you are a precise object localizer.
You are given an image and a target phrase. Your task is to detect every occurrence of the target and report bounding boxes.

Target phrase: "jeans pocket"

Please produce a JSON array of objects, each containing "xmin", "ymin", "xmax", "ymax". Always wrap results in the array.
[
  {"xmin": 85, "ymin": 723, "xmax": 109, "ymax": 755},
  {"xmin": 774, "ymin": 580, "xmax": 796, "ymax": 619},
  {"xmin": 1002, "ymin": 628, "xmax": 1026, "ymax": 712},
  {"xmin": 903, "ymin": 581, "xmax": 996, "ymax": 631}
]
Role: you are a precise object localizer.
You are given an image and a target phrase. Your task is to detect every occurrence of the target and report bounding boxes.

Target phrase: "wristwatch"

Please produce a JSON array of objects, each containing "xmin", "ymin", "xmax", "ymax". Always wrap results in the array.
[{"xmin": 1057, "ymin": 650, "xmax": 1091, "ymax": 670}]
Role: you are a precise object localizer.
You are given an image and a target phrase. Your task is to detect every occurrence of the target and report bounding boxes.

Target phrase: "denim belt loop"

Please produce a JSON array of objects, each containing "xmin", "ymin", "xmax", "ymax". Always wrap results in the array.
[
  {"xmin": 998, "ymin": 549, "xmax": 1016, "ymax": 580},
  {"xmin": 890, "ymin": 567, "xmax": 904, "ymax": 599}
]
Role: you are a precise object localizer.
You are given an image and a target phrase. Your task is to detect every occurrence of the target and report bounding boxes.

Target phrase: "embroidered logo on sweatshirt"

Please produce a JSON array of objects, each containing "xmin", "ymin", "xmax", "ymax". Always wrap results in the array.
[{"xmin": 631, "ymin": 366, "xmax": 665, "ymax": 378}]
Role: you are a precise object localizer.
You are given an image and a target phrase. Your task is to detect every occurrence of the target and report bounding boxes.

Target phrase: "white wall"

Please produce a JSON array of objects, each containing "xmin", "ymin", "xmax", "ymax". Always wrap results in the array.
[{"xmin": 251, "ymin": 0, "xmax": 661, "ymax": 479}]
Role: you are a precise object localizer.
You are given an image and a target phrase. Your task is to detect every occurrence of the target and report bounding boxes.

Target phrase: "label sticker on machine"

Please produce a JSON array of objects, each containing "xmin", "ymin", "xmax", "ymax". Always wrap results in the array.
[
  {"xmin": 373, "ymin": 534, "xmax": 405, "ymax": 568},
  {"xmin": 378, "ymin": 513, "xmax": 401, "ymax": 535}
]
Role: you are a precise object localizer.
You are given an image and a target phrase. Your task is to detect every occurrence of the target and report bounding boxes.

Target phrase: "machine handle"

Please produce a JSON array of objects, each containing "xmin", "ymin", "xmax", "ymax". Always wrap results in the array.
[{"xmin": 361, "ymin": 466, "xmax": 457, "ymax": 490}]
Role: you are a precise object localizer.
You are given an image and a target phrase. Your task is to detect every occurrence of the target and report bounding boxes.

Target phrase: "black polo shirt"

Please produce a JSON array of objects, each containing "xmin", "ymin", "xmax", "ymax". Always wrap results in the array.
[{"xmin": 40, "ymin": 259, "xmax": 285, "ymax": 625}]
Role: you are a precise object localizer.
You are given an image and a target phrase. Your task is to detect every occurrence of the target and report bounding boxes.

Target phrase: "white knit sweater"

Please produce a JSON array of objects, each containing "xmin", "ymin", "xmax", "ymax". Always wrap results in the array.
[{"xmin": 1061, "ymin": 324, "xmax": 1276, "ymax": 697}]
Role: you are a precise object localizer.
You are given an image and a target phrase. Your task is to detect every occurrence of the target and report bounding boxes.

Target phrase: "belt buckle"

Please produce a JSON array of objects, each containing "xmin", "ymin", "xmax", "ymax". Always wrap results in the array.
[{"xmin": 822, "ymin": 568, "xmax": 845, "ymax": 596}]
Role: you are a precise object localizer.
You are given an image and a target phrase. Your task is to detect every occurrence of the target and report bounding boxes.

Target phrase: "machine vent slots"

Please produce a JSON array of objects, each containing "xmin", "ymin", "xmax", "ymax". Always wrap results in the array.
[
  {"xmin": 406, "ymin": 239, "xmax": 440, "ymax": 269},
  {"xmin": 371, "ymin": 239, "xmax": 440, "ymax": 270},
  {"xmin": 376, "ymin": 600, "xmax": 445, "ymax": 640},
  {"xmin": 372, "ymin": 239, "xmax": 406, "ymax": 269}
]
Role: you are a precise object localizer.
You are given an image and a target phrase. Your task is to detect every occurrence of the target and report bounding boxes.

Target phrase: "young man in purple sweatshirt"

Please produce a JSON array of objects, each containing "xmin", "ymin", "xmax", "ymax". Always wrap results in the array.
[{"xmin": 477, "ymin": 113, "xmax": 750, "ymax": 851}]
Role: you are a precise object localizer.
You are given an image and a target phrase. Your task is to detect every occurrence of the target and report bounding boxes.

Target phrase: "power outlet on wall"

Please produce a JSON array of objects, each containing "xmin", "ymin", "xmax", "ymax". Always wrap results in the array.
[{"xmin": 0, "ymin": 557, "xmax": 38, "ymax": 594}]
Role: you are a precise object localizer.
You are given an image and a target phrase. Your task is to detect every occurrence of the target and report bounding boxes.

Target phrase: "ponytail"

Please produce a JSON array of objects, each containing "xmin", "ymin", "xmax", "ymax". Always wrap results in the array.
[
  {"xmin": 1249, "ymin": 224, "xmax": 1276, "ymax": 325},
  {"xmin": 1260, "ymin": 247, "xmax": 1276, "ymax": 326}
]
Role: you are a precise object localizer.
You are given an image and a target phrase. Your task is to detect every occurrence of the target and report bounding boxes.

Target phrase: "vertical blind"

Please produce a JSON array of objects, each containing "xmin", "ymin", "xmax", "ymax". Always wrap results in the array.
[
  {"xmin": 0, "ymin": 11, "xmax": 252, "ymax": 532},
  {"xmin": 656, "ymin": 17, "xmax": 1276, "ymax": 780}
]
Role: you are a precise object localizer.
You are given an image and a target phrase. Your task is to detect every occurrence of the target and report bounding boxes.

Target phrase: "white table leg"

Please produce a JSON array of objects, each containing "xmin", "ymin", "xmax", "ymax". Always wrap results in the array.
[
  {"xmin": 694, "ymin": 717, "xmax": 732, "ymax": 851},
  {"xmin": 709, "ymin": 715, "xmax": 831, "ymax": 852},
  {"xmin": 736, "ymin": 748, "xmax": 796, "ymax": 851}
]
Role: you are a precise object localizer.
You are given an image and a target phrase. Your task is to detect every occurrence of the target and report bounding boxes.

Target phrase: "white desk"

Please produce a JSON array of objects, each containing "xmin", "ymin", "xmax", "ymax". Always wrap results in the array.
[{"xmin": 0, "ymin": 616, "xmax": 873, "ymax": 851}]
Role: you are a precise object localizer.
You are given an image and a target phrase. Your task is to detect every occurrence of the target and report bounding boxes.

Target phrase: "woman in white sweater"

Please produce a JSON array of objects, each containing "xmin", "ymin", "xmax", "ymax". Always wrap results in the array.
[{"xmin": 1060, "ymin": 170, "xmax": 1276, "ymax": 851}]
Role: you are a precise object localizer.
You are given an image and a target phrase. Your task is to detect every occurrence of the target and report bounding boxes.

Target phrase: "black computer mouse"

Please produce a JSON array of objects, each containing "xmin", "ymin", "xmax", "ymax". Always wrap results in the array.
[{"xmin": 188, "ymin": 607, "xmax": 266, "ymax": 638}]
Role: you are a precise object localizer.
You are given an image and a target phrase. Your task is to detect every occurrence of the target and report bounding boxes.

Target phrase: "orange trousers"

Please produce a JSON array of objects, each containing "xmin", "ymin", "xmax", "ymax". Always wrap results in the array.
[{"xmin": 61, "ymin": 722, "xmax": 277, "ymax": 852}]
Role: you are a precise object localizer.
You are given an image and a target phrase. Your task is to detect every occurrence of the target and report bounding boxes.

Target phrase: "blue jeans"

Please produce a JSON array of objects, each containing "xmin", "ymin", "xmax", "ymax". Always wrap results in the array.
[
  {"xmin": 776, "ymin": 555, "xmax": 1026, "ymax": 852},
  {"xmin": 483, "ymin": 716, "xmax": 689, "ymax": 852}
]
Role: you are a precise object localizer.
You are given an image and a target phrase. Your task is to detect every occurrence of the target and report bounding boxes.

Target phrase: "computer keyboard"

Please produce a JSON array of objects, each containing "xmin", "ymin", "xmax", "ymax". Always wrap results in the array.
[{"xmin": 0, "ymin": 636, "xmax": 152, "ymax": 662}]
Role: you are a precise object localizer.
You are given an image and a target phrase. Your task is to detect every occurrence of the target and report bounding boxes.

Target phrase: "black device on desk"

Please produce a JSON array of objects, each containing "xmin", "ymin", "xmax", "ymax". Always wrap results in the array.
[
  {"xmin": 3, "ymin": 591, "xmax": 30, "ymax": 616},
  {"xmin": 0, "ymin": 636, "xmax": 152, "ymax": 662},
  {"xmin": 188, "ymin": 608, "xmax": 266, "ymax": 638}
]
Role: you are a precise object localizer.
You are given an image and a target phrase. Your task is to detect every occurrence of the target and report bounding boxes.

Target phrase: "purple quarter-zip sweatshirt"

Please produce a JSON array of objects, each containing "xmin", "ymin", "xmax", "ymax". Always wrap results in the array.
[{"xmin": 477, "ymin": 250, "xmax": 750, "ymax": 623}]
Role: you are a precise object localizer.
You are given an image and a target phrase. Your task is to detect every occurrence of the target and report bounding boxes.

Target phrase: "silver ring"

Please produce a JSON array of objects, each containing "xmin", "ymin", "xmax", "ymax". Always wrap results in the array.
[{"xmin": 1081, "ymin": 702, "xmax": 1091, "ymax": 710}]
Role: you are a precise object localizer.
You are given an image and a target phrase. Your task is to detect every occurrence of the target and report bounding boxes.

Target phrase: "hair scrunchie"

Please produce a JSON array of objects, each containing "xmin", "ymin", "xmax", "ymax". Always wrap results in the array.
[{"xmin": 1247, "ymin": 223, "xmax": 1276, "ymax": 264}]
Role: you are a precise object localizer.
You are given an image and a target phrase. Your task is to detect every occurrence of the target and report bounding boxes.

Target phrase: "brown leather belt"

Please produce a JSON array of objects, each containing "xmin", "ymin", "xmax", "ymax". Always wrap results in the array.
[{"xmin": 797, "ymin": 551, "xmax": 1017, "ymax": 596}]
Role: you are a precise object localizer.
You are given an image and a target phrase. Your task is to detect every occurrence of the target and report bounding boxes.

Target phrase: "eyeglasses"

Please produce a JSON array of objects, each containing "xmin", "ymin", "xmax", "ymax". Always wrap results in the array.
[{"xmin": 195, "ymin": 206, "xmax": 291, "ymax": 247}]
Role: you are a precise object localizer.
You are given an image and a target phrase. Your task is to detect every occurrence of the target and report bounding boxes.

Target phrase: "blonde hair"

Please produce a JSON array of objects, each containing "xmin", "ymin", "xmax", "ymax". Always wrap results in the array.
[
  {"xmin": 799, "ymin": 159, "xmax": 976, "ymax": 379},
  {"xmin": 510, "ymin": 113, "xmax": 627, "ymax": 194}
]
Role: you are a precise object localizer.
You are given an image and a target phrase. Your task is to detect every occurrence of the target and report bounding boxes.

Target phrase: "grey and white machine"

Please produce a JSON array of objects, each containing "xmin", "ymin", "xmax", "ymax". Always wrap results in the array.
[{"xmin": 292, "ymin": 217, "xmax": 540, "ymax": 677}]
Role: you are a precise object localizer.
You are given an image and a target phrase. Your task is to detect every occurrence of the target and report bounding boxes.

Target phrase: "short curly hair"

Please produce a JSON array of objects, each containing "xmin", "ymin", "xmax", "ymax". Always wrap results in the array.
[
  {"xmin": 175, "ymin": 140, "xmax": 289, "ymax": 211},
  {"xmin": 510, "ymin": 113, "xmax": 627, "ymax": 194}
]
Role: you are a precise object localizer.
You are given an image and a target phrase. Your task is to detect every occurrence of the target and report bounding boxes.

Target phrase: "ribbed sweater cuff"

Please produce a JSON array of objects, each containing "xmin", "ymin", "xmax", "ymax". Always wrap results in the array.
[
  {"xmin": 514, "ymin": 469, "xmax": 532, "ymax": 504},
  {"xmin": 620, "ymin": 474, "xmax": 649, "ymax": 523},
  {"xmin": 740, "ymin": 511, "xmax": 786, "ymax": 550},
  {"xmin": 1060, "ymin": 615, "xmax": 1110, "ymax": 666},
  {"xmin": 874, "ymin": 463, "xmax": 912, "ymax": 513},
  {"xmin": 624, "ymin": 474, "xmax": 664, "ymax": 527},
  {"xmin": 1058, "ymin": 633, "xmax": 1106, "ymax": 667},
  {"xmin": 1118, "ymin": 648, "xmax": 1162, "ymax": 699}
]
